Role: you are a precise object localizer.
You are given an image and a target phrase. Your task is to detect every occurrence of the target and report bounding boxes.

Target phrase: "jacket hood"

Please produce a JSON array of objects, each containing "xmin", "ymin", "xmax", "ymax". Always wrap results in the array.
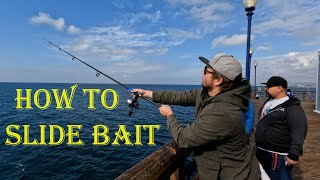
[
  {"xmin": 263, "ymin": 95, "xmax": 301, "ymax": 108},
  {"xmin": 282, "ymin": 95, "xmax": 301, "ymax": 108},
  {"xmin": 202, "ymin": 80, "xmax": 251, "ymax": 111}
]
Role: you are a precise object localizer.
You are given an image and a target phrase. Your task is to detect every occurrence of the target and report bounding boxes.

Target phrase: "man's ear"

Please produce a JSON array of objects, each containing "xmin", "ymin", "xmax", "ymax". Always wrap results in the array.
[
  {"xmin": 214, "ymin": 77, "xmax": 224, "ymax": 86},
  {"xmin": 277, "ymin": 86, "xmax": 283, "ymax": 92},
  {"xmin": 280, "ymin": 87, "xmax": 286, "ymax": 93}
]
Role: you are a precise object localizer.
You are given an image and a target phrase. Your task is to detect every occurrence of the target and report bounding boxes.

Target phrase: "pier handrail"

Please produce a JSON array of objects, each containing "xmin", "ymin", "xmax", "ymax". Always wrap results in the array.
[
  {"xmin": 116, "ymin": 139, "xmax": 192, "ymax": 180},
  {"xmin": 255, "ymin": 90, "xmax": 316, "ymax": 100}
]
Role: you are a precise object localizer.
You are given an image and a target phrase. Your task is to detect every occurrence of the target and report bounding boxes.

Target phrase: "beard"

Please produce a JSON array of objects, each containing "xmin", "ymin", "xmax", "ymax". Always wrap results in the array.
[
  {"xmin": 201, "ymin": 78, "xmax": 208, "ymax": 88},
  {"xmin": 201, "ymin": 79, "xmax": 212, "ymax": 91},
  {"xmin": 265, "ymin": 91, "xmax": 273, "ymax": 98},
  {"xmin": 201, "ymin": 78, "xmax": 205, "ymax": 87}
]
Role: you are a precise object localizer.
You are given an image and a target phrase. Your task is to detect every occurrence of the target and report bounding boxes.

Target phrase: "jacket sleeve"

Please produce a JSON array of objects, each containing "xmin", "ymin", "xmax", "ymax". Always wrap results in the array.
[
  {"xmin": 152, "ymin": 90, "xmax": 199, "ymax": 106},
  {"xmin": 286, "ymin": 105, "xmax": 308, "ymax": 161},
  {"xmin": 166, "ymin": 107, "xmax": 230, "ymax": 148}
]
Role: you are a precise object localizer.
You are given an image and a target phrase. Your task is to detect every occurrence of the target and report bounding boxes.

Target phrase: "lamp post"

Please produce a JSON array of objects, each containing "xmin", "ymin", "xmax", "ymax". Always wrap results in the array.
[
  {"xmin": 243, "ymin": 0, "xmax": 258, "ymax": 81},
  {"xmin": 254, "ymin": 60, "xmax": 257, "ymax": 97}
]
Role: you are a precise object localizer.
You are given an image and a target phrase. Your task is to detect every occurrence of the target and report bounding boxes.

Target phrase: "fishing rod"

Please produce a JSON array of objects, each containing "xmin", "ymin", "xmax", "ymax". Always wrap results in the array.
[{"xmin": 43, "ymin": 38, "xmax": 160, "ymax": 116}]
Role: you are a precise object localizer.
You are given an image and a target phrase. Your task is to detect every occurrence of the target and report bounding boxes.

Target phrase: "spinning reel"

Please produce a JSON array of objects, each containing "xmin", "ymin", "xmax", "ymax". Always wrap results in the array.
[{"xmin": 127, "ymin": 91, "xmax": 140, "ymax": 116}]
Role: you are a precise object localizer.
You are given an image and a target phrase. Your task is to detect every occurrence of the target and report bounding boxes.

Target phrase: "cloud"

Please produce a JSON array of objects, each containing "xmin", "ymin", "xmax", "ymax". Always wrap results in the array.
[
  {"xmin": 168, "ymin": 2, "xmax": 235, "ymax": 34},
  {"xmin": 113, "ymin": 60, "xmax": 166, "ymax": 74},
  {"xmin": 31, "ymin": 12, "xmax": 82, "ymax": 36},
  {"xmin": 61, "ymin": 26, "xmax": 169, "ymax": 61},
  {"xmin": 256, "ymin": 45, "xmax": 271, "ymax": 51},
  {"xmin": 112, "ymin": 0, "xmax": 154, "ymax": 11},
  {"xmin": 211, "ymin": 34, "xmax": 247, "ymax": 47},
  {"xmin": 61, "ymin": 24, "xmax": 205, "ymax": 61},
  {"xmin": 102, "ymin": 2, "xmax": 236, "ymax": 52},
  {"xmin": 254, "ymin": 19, "xmax": 284, "ymax": 34},
  {"xmin": 86, "ymin": 26, "xmax": 166, "ymax": 47},
  {"xmin": 72, "ymin": 42, "xmax": 89, "ymax": 51},
  {"xmin": 67, "ymin": 25, "xmax": 81, "ymax": 34},
  {"xmin": 166, "ymin": 28, "xmax": 203, "ymax": 45},
  {"xmin": 116, "ymin": 11, "xmax": 161, "ymax": 26},
  {"xmin": 143, "ymin": 48, "xmax": 168, "ymax": 56},
  {"xmin": 189, "ymin": 2, "xmax": 234, "ymax": 23},
  {"xmin": 166, "ymin": 0, "xmax": 209, "ymax": 7},
  {"xmin": 143, "ymin": 3, "xmax": 152, "ymax": 10},
  {"xmin": 31, "ymin": 12, "xmax": 65, "ymax": 31},
  {"xmin": 255, "ymin": 51, "xmax": 318, "ymax": 85},
  {"xmin": 254, "ymin": 0, "xmax": 320, "ymax": 39},
  {"xmin": 303, "ymin": 37, "xmax": 320, "ymax": 46}
]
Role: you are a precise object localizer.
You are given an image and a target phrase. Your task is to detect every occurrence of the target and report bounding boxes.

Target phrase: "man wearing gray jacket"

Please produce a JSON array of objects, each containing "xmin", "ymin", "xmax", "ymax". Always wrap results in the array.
[{"xmin": 133, "ymin": 53, "xmax": 260, "ymax": 179}]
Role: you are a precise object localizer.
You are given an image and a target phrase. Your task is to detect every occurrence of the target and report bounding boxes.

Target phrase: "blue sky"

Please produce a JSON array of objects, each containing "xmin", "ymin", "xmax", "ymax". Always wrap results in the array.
[{"xmin": 0, "ymin": 0, "xmax": 319, "ymax": 86}]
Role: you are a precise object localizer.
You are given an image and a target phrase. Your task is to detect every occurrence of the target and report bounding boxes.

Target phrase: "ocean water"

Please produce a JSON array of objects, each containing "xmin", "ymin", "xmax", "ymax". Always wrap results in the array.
[
  {"xmin": 0, "ymin": 83, "xmax": 316, "ymax": 179},
  {"xmin": 0, "ymin": 83, "xmax": 197, "ymax": 179}
]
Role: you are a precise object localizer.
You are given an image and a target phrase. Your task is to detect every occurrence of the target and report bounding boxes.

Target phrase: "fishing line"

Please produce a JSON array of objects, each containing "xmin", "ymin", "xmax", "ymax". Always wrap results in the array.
[{"xmin": 43, "ymin": 38, "xmax": 160, "ymax": 116}]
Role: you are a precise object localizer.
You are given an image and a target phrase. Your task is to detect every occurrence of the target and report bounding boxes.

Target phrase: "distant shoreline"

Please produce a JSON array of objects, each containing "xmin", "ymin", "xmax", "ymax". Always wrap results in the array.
[{"xmin": 0, "ymin": 81, "xmax": 317, "ymax": 88}]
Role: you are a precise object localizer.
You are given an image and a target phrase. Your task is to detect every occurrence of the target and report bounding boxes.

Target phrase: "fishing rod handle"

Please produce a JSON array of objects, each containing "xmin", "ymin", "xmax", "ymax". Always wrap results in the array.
[{"xmin": 129, "ymin": 88, "xmax": 160, "ymax": 107}]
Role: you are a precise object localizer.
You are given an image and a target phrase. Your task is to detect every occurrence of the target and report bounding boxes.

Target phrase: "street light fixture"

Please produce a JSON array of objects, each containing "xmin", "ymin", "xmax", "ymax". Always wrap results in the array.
[
  {"xmin": 243, "ymin": 0, "xmax": 258, "ymax": 82},
  {"xmin": 250, "ymin": 45, "xmax": 254, "ymax": 57},
  {"xmin": 249, "ymin": 45, "xmax": 254, "ymax": 70},
  {"xmin": 253, "ymin": 60, "xmax": 257, "ymax": 98}
]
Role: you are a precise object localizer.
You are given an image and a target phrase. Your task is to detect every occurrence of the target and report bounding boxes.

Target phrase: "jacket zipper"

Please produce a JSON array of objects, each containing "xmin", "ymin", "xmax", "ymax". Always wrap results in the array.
[{"xmin": 260, "ymin": 107, "xmax": 285, "ymax": 120}]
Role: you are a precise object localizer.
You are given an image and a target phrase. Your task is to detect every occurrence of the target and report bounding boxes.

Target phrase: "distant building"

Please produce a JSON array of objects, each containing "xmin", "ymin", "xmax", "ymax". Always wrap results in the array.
[{"xmin": 315, "ymin": 51, "xmax": 320, "ymax": 114}]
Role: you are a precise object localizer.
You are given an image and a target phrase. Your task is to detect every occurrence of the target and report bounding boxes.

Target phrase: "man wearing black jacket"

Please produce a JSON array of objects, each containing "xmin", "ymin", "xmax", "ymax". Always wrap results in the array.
[{"xmin": 255, "ymin": 76, "xmax": 308, "ymax": 180}]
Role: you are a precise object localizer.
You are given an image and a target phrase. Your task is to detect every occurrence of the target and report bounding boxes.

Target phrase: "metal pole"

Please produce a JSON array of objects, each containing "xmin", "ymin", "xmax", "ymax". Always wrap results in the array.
[
  {"xmin": 249, "ymin": 52, "xmax": 252, "ymax": 81},
  {"xmin": 316, "ymin": 51, "xmax": 320, "ymax": 111},
  {"xmin": 245, "ymin": 8, "xmax": 254, "ymax": 81},
  {"xmin": 254, "ymin": 64, "xmax": 257, "ymax": 97}
]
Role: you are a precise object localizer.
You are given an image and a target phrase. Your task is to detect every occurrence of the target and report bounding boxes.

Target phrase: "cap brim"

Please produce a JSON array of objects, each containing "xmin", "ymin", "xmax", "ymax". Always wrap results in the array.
[
  {"xmin": 261, "ymin": 82, "xmax": 274, "ymax": 87},
  {"xmin": 199, "ymin": 56, "xmax": 211, "ymax": 67}
]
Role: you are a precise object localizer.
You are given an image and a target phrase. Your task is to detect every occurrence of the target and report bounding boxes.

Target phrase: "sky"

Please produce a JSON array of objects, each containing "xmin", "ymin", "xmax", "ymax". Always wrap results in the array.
[{"xmin": 0, "ymin": 0, "xmax": 319, "ymax": 86}]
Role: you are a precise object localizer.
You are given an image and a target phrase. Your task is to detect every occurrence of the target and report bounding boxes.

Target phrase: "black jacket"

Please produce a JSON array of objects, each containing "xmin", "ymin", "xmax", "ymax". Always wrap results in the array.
[{"xmin": 255, "ymin": 95, "xmax": 308, "ymax": 161}]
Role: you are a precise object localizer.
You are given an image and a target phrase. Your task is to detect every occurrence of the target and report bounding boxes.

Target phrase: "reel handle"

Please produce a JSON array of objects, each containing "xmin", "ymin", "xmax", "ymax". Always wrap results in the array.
[
  {"xmin": 129, "ymin": 88, "xmax": 140, "ymax": 98},
  {"xmin": 127, "ymin": 88, "xmax": 140, "ymax": 116}
]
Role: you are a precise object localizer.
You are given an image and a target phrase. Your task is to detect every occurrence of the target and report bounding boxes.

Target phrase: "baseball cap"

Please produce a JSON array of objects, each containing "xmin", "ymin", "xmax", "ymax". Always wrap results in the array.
[
  {"xmin": 199, "ymin": 53, "xmax": 242, "ymax": 80},
  {"xmin": 261, "ymin": 76, "xmax": 288, "ymax": 88}
]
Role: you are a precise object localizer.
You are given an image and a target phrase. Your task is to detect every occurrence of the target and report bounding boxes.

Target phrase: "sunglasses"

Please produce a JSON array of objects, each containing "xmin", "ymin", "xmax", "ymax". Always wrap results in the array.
[{"xmin": 204, "ymin": 66, "xmax": 213, "ymax": 75}]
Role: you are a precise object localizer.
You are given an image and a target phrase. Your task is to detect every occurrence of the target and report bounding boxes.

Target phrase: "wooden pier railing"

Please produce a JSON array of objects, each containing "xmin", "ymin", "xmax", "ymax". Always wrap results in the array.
[{"xmin": 116, "ymin": 139, "xmax": 192, "ymax": 180}]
